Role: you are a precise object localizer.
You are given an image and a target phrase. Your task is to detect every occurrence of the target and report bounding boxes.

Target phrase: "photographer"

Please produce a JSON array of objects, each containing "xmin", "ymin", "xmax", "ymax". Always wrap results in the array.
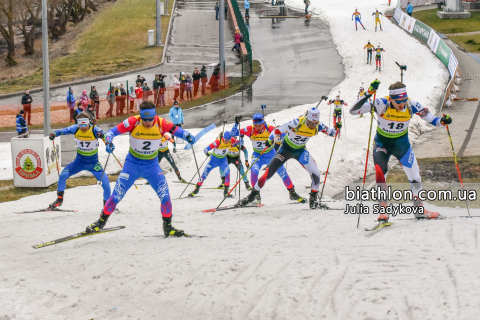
[
  {"xmin": 154, "ymin": 74, "xmax": 167, "ymax": 107},
  {"xmin": 89, "ymin": 86, "xmax": 100, "ymax": 119},
  {"xmin": 136, "ymin": 75, "xmax": 146, "ymax": 86}
]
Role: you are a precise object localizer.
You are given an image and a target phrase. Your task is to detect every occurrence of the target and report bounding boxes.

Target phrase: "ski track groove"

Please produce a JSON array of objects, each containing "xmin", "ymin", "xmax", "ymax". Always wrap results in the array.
[
  {"xmin": 290, "ymin": 268, "xmax": 328, "ymax": 316},
  {"xmin": 474, "ymin": 227, "xmax": 478, "ymax": 251},
  {"xmin": 445, "ymin": 224, "xmax": 456, "ymax": 251},
  {"xmin": 317, "ymin": 265, "xmax": 349, "ymax": 318},
  {"xmin": 445, "ymin": 263, "xmax": 461, "ymax": 320}
]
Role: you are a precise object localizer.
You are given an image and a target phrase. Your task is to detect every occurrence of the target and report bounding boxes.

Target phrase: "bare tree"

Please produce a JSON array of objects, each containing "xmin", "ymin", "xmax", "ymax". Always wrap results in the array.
[
  {"xmin": 16, "ymin": 0, "xmax": 42, "ymax": 55},
  {"xmin": 47, "ymin": 0, "xmax": 75, "ymax": 40},
  {"xmin": 0, "ymin": 0, "xmax": 22, "ymax": 65}
]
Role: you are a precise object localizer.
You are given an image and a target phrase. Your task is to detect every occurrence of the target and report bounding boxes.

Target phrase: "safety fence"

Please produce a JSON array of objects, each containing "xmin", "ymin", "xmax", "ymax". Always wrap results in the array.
[
  {"xmin": 393, "ymin": 5, "xmax": 461, "ymax": 110},
  {"xmin": 0, "ymin": 74, "xmax": 230, "ymax": 128},
  {"xmin": 229, "ymin": 0, "xmax": 253, "ymax": 79}
]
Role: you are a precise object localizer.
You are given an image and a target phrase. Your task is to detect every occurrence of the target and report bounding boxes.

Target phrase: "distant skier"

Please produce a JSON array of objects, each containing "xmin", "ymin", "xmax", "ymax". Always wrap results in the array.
[
  {"xmin": 85, "ymin": 101, "xmax": 196, "ymax": 237},
  {"xmin": 352, "ymin": 9, "xmax": 366, "ymax": 31},
  {"xmin": 217, "ymin": 135, "xmax": 252, "ymax": 191},
  {"xmin": 157, "ymin": 133, "xmax": 186, "ymax": 182},
  {"xmin": 48, "ymin": 113, "xmax": 110, "ymax": 209},
  {"xmin": 239, "ymin": 108, "xmax": 341, "ymax": 209},
  {"xmin": 364, "ymin": 41, "xmax": 375, "ymax": 64},
  {"xmin": 230, "ymin": 113, "xmax": 303, "ymax": 204},
  {"xmin": 189, "ymin": 131, "xmax": 236, "ymax": 198},
  {"xmin": 350, "ymin": 79, "xmax": 453, "ymax": 221},
  {"xmin": 375, "ymin": 45, "xmax": 385, "ymax": 71},
  {"xmin": 327, "ymin": 95, "xmax": 348, "ymax": 132},
  {"xmin": 372, "ymin": 10, "xmax": 383, "ymax": 31}
]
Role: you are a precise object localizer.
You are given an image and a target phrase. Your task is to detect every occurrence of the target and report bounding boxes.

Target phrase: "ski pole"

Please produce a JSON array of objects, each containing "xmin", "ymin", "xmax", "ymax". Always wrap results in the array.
[
  {"xmin": 214, "ymin": 145, "xmax": 269, "ymax": 213},
  {"xmin": 317, "ymin": 130, "xmax": 338, "ymax": 209},
  {"xmin": 101, "ymin": 139, "xmax": 138, "ymax": 189},
  {"xmin": 444, "ymin": 115, "xmax": 470, "ymax": 216},
  {"xmin": 178, "ymin": 156, "xmax": 208, "ymax": 199},
  {"xmin": 357, "ymin": 92, "xmax": 376, "ymax": 228},
  {"xmin": 191, "ymin": 147, "xmax": 202, "ymax": 186},
  {"xmin": 98, "ymin": 153, "xmax": 111, "ymax": 186},
  {"xmin": 52, "ymin": 140, "xmax": 60, "ymax": 176}
]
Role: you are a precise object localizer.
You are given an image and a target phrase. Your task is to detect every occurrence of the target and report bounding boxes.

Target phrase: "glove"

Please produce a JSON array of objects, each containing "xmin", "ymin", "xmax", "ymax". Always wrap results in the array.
[
  {"xmin": 245, "ymin": 160, "xmax": 250, "ymax": 168},
  {"xmin": 368, "ymin": 79, "xmax": 381, "ymax": 94},
  {"xmin": 96, "ymin": 131, "xmax": 104, "ymax": 139},
  {"xmin": 106, "ymin": 142, "xmax": 115, "ymax": 153},
  {"xmin": 49, "ymin": 133, "xmax": 56, "ymax": 141},
  {"xmin": 441, "ymin": 114, "xmax": 452, "ymax": 125},
  {"xmin": 265, "ymin": 139, "xmax": 273, "ymax": 148},
  {"xmin": 235, "ymin": 115, "xmax": 242, "ymax": 124},
  {"xmin": 334, "ymin": 121, "xmax": 342, "ymax": 130},
  {"xmin": 185, "ymin": 133, "xmax": 195, "ymax": 145},
  {"xmin": 205, "ymin": 151, "xmax": 211, "ymax": 157}
]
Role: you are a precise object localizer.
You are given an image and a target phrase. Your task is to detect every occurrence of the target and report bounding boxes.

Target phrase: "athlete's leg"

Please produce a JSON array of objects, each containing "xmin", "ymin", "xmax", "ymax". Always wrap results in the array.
[
  {"xmin": 165, "ymin": 151, "xmax": 180, "ymax": 175},
  {"xmin": 373, "ymin": 140, "xmax": 392, "ymax": 203},
  {"xmin": 198, "ymin": 156, "xmax": 223, "ymax": 185},
  {"xmin": 143, "ymin": 163, "xmax": 172, "ymax": 218},
  {"xmin": 57, "ymin": 158, "xmax": 85, "ymax": 192},
  {"xmin": 250, "ymin": 151, "xmax": 265, "ymax": 187},
  {"xmin": 255, "ymin": 151, "xmax": 289, "ymax": 190},
  {"xmin": 393, "ymin": 139, "xmax": 422, "ymax": 198},
  {"xmin": 218, "ymin": 158, "xmax": 231, "ymax": 186},
  {"xmin": 89, "ymin": 161, "xmax": 111, "ymax": 201},
  {"xmin": 297, "ymin": 149, "xmax": 321, "ymax": 191},
  {"xmin": 104, "ymin": 160, "xmax": 142, "ymax": 215}
]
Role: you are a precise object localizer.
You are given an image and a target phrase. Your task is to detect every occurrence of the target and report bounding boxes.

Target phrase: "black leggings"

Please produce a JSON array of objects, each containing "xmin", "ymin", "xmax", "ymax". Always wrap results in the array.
[{"xmin": 158, "ymin": 150, "xmax": 179, "ymax": 175}]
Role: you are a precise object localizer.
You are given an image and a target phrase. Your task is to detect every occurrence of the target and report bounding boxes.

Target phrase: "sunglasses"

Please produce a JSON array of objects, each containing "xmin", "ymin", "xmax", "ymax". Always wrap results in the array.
[
  {"xmin": 78, "ymin": 123, "xmax": 89, "ymax": 128},
  {"xmin": 253, "ymin": 119, "xmax": 263, "ymax": 124},
  {"xmin": 306, "ymin": 120, "xmax": 318, "ymax": 127},
  {"xmin": 393, "ymin": 98, "xmax": 408, "ymax": 105},
  {"xmin": 142, "ymin": 118, "xmax": 155, "ymax": 122}
]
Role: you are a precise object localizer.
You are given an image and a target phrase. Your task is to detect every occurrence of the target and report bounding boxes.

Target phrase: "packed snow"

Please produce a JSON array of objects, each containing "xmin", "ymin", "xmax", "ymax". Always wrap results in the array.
[{"xmin": 2, "ymin": 0, "xmax": 476, "ymax": 319}]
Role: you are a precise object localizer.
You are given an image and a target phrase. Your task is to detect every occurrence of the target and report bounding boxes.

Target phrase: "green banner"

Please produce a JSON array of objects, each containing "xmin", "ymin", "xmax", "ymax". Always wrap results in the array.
[
  {"xmin": 436, "ymin": 40, "xmax": 451, "ymax": 66},
  {"xmin": 412, "ymin": 20, "xmax": 431, "ymax": 43}
]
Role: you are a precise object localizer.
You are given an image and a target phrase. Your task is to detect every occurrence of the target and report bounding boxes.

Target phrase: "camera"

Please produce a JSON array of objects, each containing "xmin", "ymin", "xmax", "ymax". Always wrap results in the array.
[{"xmin": 157, "ymin": 74, "xmax": 167, "ymax": 80}]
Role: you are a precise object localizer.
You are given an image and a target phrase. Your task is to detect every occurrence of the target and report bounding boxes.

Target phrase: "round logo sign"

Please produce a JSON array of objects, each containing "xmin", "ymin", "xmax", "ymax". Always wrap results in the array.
[{"xmin": 15, "ymin": 149, "xmax": 43, "ymax": 180}]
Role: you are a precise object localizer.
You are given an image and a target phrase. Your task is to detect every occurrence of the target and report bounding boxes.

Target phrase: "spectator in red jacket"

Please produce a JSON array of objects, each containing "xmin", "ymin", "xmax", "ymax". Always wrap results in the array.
[
  {"xmin": 134, "ymin": 82, "xmax": 143, "ymax": 112},
  {"xmin": 232, "ymin": 29, "xmax": 242, "ymax": 52}
]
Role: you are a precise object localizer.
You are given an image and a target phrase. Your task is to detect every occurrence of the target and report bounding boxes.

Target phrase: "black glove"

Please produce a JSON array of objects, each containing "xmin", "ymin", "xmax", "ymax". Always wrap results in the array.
[
  {"xmin": 235, "ymin": 115, "xmax": 242, "ymax": 124},
  {"xmin": 185, "ymin": 133, "xmax": 195, "ymax": 144},
  {"xmin": 441, "ymin": 114, "xmax": 452, "ymax": 125},
  {"xmin": 368, "ymin": 79, "xmax": 381, "ymax": 94},
  {"xmin": 49, "ymin": 133, "xmax": 56, "ymax": 141},
  {"xmin": 329, "ymin": 100, "xmax": 333, "ymax": 103},
  {"xmin": 265, "ymin": 139, "xmax": 273, "ymax": 148},
  {"xmin": 245, "ymin": 160, "xmax": 250, "ymax": 168},
  {"xmin": 334, "ymin": 121, "xmax": 342, "ymax": 130},
  {"xmin": 96, "ymin": 131, "xmax": 105, "ymax": 139},
  {"xmin": 340, "ymin": 100, "xmax": 344, "ymax": 104}
]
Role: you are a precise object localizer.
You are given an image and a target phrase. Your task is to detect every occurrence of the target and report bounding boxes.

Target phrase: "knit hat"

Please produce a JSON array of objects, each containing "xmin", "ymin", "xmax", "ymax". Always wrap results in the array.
[
  {"xmin": 223, "ymin": 131, "xmax": 232, "ymax": 140},
  {"xmin": 306, "ymin": 108, "xmax": 320, "ymax": 122},
  {"xmin": 19, "ymin": 110, "xmax": 25, "ymax": 114}
]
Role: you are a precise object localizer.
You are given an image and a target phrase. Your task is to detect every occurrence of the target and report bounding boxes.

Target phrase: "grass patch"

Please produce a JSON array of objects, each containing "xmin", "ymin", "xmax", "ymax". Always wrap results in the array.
[
  {"xmin": 0, "ymin": 71, "xmax": 259, "ymax": 132},
  {"xmin": 0, "ymin": 173, "xmax": 122, "ymax": 203},
  {"xmin": 449, "ymin": 34, "xmax": 480, "ymax": 53},
  {"xmin": 0, "ymin": 0, "xmax": 173, "ymax": 94},
  {"xmin": 413, "ymin": 9, "xmax": 480, "ymax": 34}
]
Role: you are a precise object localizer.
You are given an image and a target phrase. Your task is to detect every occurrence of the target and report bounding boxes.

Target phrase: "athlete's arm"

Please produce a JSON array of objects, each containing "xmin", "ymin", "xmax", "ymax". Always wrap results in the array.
[
  {"xmin": 204, "ymin": 139, "xmax": 220, "ymax": 154},
  {"xmin": 350, "ymin": 94, "xmax": 378, "ymax": 115},
  {"xmin": 93, "ymin": 126, "xmax": 105, "ymax": 139},
  {"xmin": 411, "ymin": 100, "xmax": 442, "ymax": 126},
  {"xmin": 241, "ymin": 145, "xmax": 248, "ymax": 159},
  {"xmin": 238, "ymin": 125, "xmax": 253, "ymax": 138},
  {"xmin": 275, "ymin": 118, "xmax": 298, "ymax": 134},
  {"xmin": 54, "ymin": 125, "xmax": 78, "ymax": 137},
  {"xmin": 319, "ymin": 123, "xmax": 336, "ymax": 136},
  {"xmin": 105, "ymin": 117, "xmax": 138, "ymax": 142}
]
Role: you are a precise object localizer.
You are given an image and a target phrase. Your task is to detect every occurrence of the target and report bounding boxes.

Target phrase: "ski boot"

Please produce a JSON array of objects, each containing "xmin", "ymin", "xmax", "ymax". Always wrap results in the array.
[
  {"xmin": 289, "ymin": 188, "xmax": 306, "ymax": 203},
  {"xmin": 238, "ymin": 189, "xmax": 260, "ymax": 206},
  {"xmin": 244, "ymin": 181, "xmax": 252, "ymax": 191},
  {"xmin": 309, "ymin": 191, "xmax": 319, "ymax": 209},
  {"xmin": 49, "ymin": 191, "xmax": 64, "ymax": 209},
  {"xmin": 224, "ymin": 185, "xmax": 233, "ymax": 198},
  {"xmin": 218, "ymin": 176, "xmax": 226, "ymax": 188},
  {"xmin": 356, "ymin": 26, "xmax": 358, "ymax": 31},
  {"xmin": 377, "ymin": 201, "xmax": 389, "ymax": 222},
  {"xmin": 163, "ymin": 217, "xmax": 184, "ymax": 237},
  {"xmin": 413, "ymin": 197, "xmax": 440, "ymax": 219},
  {"xmin": 86, "ymin": 211, "xmax": 110, "ymax": 233},
  {"xmin": 379, "ymin": 67, "xmax": 381, "ymax": 72},
  {"xmin": 176, "ymin": 172, "xmax": 186, "ymax": 183},
  {"xmin": 188, "ymin": 184, "xmax": 201, "ymax": 197},
  {"xmin": 376, "ymin": 66, "xmax": 378, "ymax": 70}
]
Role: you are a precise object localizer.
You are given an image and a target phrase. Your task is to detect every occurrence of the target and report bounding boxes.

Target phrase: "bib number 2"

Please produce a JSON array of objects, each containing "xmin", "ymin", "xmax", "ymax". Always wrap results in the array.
[{"xmin": 142, "ymin": 141, "xmax": 152, "ymax": 150}]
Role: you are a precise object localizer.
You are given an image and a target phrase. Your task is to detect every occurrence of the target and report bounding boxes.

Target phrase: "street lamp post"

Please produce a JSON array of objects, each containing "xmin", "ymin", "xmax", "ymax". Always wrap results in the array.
[{"xmin": 42, "ymin": 0, "xmax": 50, "ymax": 137}]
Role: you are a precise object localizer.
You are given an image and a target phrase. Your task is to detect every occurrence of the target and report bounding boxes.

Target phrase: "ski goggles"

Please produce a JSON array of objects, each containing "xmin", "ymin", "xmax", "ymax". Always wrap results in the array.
[
  {"xmin": 140, "ymin": 108, "xmax": 156, "ymax": 121},
  {"xmin": 77, "ymin": 118, "xmax": 90, "ymax": 128},
  {"xmin": 392, "ymin": 98, "xmax": 408, "ymax": 105},
  {"xmin": 253, "ymin": 118, "xmax": 264, "ymax": 124}
]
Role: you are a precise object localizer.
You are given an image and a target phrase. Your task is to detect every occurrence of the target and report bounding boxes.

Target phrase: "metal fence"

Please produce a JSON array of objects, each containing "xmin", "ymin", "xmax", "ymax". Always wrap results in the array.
[{"xmin": 230, "ymin": 0, "xmax": 253, "ymax": 79}]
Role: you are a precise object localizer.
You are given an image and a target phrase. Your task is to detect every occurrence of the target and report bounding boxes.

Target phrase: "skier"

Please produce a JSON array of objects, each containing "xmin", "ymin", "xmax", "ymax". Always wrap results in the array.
[
  {"xmin": 188, "ymin": 131, "xmax": 236, "ymax": 198},
  {"xmin": 364, "ymin": 41, "xmax": 375, "ymax": 64},
  {"xmin": 372, "ymin": 10, "xmax": 383, "ymax": 31},
  {"xmin": 327, "ymin": 95, "xmax": 348, "ymax": 131},
  {"xmin": 352, "ymin": 9, "xmax": 366, "ymax": 31},
  {"xmin": 349, "ymin": 80, "xmax": 453, "ymax": 221},
  {"xmin": 85, "ymin": 101, "xmax": 196, "ymax": 237},
  {"xmin": 374, "ymin": 45, "xmax": 385, "ymax": 71},
  {"xmin": 230, "ymin": 113, "xmax": 303, "ymax": 204},
  {"xmin": 157, "ymin": 133, "xmax": 186, "ymax": 182},
  {"xmin": 239, "ymin": 108, "xmax": 341, "ymax": 209},
  {"xmin": 218, "ymin": 138, "xmax": 252, "ymax": 191},
  {"xmin": 48, "ymin": 112, "xmax": 110, "ymax": 209},
  {"xmin": 358, "ymin": 86, "xmax": 366, "ymax": 100}
]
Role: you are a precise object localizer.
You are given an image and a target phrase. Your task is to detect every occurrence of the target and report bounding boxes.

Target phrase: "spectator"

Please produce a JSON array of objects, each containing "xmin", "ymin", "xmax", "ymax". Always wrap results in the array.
[
  {"xmin": 128, "ymin": 85, "xmax": 136, "ymax": 113},
  {"xmin": 106, "ymin": 87, "xmax": 115, "ymax": 117},
  {"xmin": 232, "ymin": 29, "xmax": 241, "ymax": 51},
  {"xmin": 79, "ymin": 89, "xmax": 89, "ymax": 108},
  {"xmin": 120, "ymin": 84, "xmax": 127, "ymax": 115},
  {"xmin": 185, "ymin": 73, "xmax": 193, "ymax": 100},
  {"xmin": 245, "ymin": 0, "xmax": 250, "ymax": 17},
  {"xmin": 89, "ymin": 86, "xmax": 100, "ymax": 119},
  {"xmin": 304, "ymin": 0, "xmax": 310, "ymax": 15},
  {"xmin": 114, "ymin": 83, "xmax": 121, "ymax": 116},
  {"xmin": 209, "ymin": 64, "xmax": 220, "ymax": 93},
  {"xmin": 173, "ymin": 74, "xmax": 180, "ymax": 101},
  {"xmin": 158, "ymin": 75, "xmax": 166, "ymax": 106},
  {"xmin": 215, "ymin": 1, "xmax": 220, "ymax": 20},
  {"xmin": 179, "ymin": 72, "xmax": 186, "ymax": 101},
  {"xmin": 136, "ymin": 75, "xmax": 146, "ymax": 86},
  {"xmin": 16, "ymin": 110, "xmax": 28, "ymax": 138},
  {"xmin": 67, "ymin": 88, "xmax": 76, "ymax": 123},
  {"xmin": 169, "ymin": 101, "xmax": 184, "ymax": 127},
  {"xmin": 142, "ymin": 82, "xmax": 151, "ymax": 102},
  {"xmin": 85, "ymin": 104, "xmax": 95, "ymax": 123},
  {"xmin": 192, "ymin": 67, "xmax": 201, "ymax": 97},
  {"xmin": 153, "ymin": 75, "xmax": 161, "ymax": 106},
  {"xmin": 73, "ymin": 102, "xmax": 84, "ymax": 124},
  {"xmin": 134, "ymin": 82, "xmax": 143, "ymax": 112},
  {"xmin": 225, "ymin": 1, "xmax": 228, "ymax": 19},
  {"xmin": 21, "ymin": 89, "xmax": 33, "ymax": 125},
  {"xmin": 407, "ymin": 2, "xmax": 413, "ymax": 16},
  {"xmin": 200, "ymin": 65, "xmax": 208, "ymax": 96}
]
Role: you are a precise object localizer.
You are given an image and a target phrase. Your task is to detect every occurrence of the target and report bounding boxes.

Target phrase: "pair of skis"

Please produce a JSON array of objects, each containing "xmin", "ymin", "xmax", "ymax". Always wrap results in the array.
[{"xmin": 16, "ymin": 208, "xmax": 78, "ymax": 214}]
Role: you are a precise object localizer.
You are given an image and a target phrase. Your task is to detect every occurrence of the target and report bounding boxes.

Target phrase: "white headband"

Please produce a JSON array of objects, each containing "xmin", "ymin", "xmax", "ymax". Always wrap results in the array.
[
  {"xmin": 77, "ymin": 118, "xmax": 90, "ymax": 126},
  {"xmin": 389, "ymin": 87, "xmax": 407, "ymax": 95}
]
